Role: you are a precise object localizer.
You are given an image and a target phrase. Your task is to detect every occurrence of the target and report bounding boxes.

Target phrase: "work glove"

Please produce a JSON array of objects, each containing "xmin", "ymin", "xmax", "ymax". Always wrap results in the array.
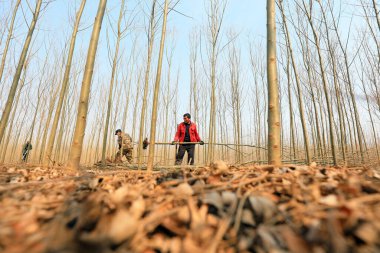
[
  {"xmin": 200, "ymin": 141, "xmax": 204, "ymax": 145},
  {"xmin": 171, "ymin": 141, "xmax": 176, "ymax": 145}
]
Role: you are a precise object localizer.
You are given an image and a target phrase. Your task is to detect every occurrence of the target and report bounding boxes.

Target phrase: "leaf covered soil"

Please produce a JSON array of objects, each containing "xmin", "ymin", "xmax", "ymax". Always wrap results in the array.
[{"xmin": 1, "ymin": 162, "xmax": 380, "ymax": 253}]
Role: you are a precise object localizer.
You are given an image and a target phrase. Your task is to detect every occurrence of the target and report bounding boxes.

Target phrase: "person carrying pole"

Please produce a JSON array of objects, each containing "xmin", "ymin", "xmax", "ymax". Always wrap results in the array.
[
  {"xmin": 172, "ymin": 113, "xmax": 204, "ymax": 165},
  {"xmin": 22, "ymin": 141, "xmax": 32, "ymax": 162},
  {"xmin": 115, "ymin": 129, "xmax": 133, "ymax": 163}
]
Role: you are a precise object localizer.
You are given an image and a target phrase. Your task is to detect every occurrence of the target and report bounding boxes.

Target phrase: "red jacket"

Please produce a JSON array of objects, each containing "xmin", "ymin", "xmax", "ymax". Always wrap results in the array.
[{"xmin": 174, "ymin": 122, "xmax": 201, "ymax": 142}]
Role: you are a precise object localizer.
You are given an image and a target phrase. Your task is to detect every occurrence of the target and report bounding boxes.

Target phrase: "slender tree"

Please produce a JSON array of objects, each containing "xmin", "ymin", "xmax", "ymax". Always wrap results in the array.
[
  {"xmin": 371, "ymin": 0, "xmax": 380, "ymax": 32},
  {"xmin": 267, "ymin": 0, "xmax": 281, "ymax": 166},
  {"xmin": 44, "ymin": 0, "xmax": 87, "ymax": 165},
  {"xmin": 0, "ymin": 59, "xmax": 29, "ymax": 163},
  {"xmin": 325, "ymin": 1, "xmax": 365, "ymax": 162},
  {"xmin": 101, "ymin": 0, "xmax": 125, "ymax": 164},
  {"xmin": 138, "ymin": 0, "xmax": 157, "ymax": 168},
  {"xmin": 301, "ymin": 0, "xmax": 337, "ymax": 165},
  {"xmin": 67, "ymin": 0, "xmax": 107, "ymax": 170},
  {"xmin": 0, "ymin": 0, "xmax": 43, "ymax": 144},
  {"xmin": 278, "ymin": 0, "xmax": 311, "ymax": 164},
  {"xmin": 0, "ymin": 0, "xmax": 21, "ymax": 84},
  {"xmin": 147, "ymin": 0, "xmax": 169, "ymax": 172},
  {"xmin": 206, "ymin": 0, "xmax": 227, "ymax": 163}
]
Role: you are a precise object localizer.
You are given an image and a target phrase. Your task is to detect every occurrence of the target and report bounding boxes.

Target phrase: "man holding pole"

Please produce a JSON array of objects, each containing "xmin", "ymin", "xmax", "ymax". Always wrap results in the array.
[{"xmin": 172, "ymin": 113, "xmax": 204, "ymax": 165}]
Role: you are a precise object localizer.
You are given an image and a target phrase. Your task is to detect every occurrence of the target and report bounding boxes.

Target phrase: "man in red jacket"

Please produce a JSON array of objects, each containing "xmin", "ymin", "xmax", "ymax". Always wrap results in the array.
[{"xmin": 172, "ymin": 113, "xmax": 204, "ymax": 165}]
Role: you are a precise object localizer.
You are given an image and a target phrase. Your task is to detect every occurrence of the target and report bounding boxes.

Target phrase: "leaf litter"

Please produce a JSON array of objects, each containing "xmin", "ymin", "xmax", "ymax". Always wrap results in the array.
[{"xmin": 0, "ymin": 162, "xmax": 380, "ymax": 253}]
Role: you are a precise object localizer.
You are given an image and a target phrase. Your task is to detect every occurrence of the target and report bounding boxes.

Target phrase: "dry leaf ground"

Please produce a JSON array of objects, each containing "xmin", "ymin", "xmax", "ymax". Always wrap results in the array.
[{"xmin": 1, "ymin": 162, "xmax": 380, "ymax": 253}]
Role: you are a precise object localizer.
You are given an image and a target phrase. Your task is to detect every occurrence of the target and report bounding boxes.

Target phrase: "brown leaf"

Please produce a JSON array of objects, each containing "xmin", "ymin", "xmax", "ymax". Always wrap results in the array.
[{"xmin": 107, "ymin": 208, "xmax": 138, "ymax": 244}]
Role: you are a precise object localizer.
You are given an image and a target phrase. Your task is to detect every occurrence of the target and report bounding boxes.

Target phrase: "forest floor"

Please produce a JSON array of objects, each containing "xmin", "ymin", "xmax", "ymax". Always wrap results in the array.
[{"xmin": 1, "ymin": 161, "xmax": 380, "ymax": 253}]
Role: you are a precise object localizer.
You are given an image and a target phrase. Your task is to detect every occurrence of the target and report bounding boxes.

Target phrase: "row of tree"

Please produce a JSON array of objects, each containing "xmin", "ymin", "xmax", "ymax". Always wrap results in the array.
[{"xmin": 0, "ymin": 0, "xmax": 379, "ymax": 169}]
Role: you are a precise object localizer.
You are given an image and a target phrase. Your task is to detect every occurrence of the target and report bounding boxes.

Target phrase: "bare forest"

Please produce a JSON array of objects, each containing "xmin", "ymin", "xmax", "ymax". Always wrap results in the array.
[{"xmin": 0, "ymin": 0, "xmax": 380, "ymax": 252}]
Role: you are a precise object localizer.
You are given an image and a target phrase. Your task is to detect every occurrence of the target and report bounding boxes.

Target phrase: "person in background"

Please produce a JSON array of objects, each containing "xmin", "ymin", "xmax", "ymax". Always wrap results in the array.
[
  {"xmin": 22, "ymin": 141, "xmax": 33, "ymax": 162},
  {"xmin": 115, "ymin": 129, "xmax": 133, "ymax": 163},
  {"xmin": 172, "ymin": 113, "xmax": 204, "ymax": 165}
]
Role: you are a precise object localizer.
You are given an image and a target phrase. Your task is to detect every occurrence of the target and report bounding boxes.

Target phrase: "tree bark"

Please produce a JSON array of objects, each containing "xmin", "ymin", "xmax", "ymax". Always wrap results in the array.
[
  {"xmin": 67, "ymin": 0, "xmax": 107, "ymax": 170},
  {"xmin": 147, "ymin": 0, "xmax": 169, "ymax": 172},
  {"xmin": 267, "ymin": 0, "xmax": 281, "ymax": 166}
]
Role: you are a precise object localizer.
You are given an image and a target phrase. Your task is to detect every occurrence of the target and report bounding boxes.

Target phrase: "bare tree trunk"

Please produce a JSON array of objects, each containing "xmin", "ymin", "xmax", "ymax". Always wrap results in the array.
[
  {"xmin": 358, "ymin": 51, "xmax": 380, "ymax": 160},
  {"xmin": 316, "ymin": 5, "xmax": 345, "ymax": 164},
  {"xmin": 121, "ymin": 40, "xmax": 137, "ymax": 132},
  {"xmin": 227, "ymin": 36, "xmax": 242, "ymax": 163},
  {"xmin": 147, "ymin": 0, "xmax": 169, "ymax": 172},
  {"xmin": 101, "ymin": 0, "xmax": 125, "ymax": 164},
  {"xmin": 0, "ymin": 0, "xmax": 21, "ymax": 84},
  {"xmin": 302, "ymin": 1, "xmax": 337, "ymax": 166},
  {"xmin": 138, "ymin": 0, "xmax": 157, "ymax": 168},
  {"xmin": 285, "ymin": 47, "xmax": 296, "ymax": 160},
  {"xmin": 27, "ymin": 50, "xmax": 51, "ymax": 162},
  {"xmin": 67, "ymin": 0, "xmax": 107, "ymax": 170},
  {"xmin": 163, "ymin": 46, "xmax": 174, "ymax": 164},
  {"xmin": 55, "ymin": 88, "xmax": 71, "ymax": 163},
  {"xmin": 361, "ymin": 0, "xmax": 380, "ymax": 72},
  {"xmin": 363, "ymin": 78, "xmax": 379, "ymax": 160},
  {"xmin": 0, "ymin": 65, "xmax": 27, "ymax": 163},
  {"xmin": 44, "ymin": 0, "xmax": 87, "ymax": 165},
  {"xmin": 39, "ymin": 74, "xmax": 60, "ymax": 163},
  {"xmin": 132, "ymin": 70, "xmax": 142, "ymax": 142},
  {"xmin": 190, "ymin": 31, "xmax": 201, "ymax": 163},
  {"xmin": 267, "ymin": 0, "xmax": 281, "ymax": 166},
  {"xmin": 206, "ymin": 0, "xmax": 226, "ymax": 163},
  {"xmin": 278, "ymin": 0, "xmax": 310, "ymax": 164},
  {"xmin": 324, "ymin": 2, "xmax": 365, "ymax": 163},
  {"xmin": 10, "ymin": 105, "xmax": 28, "ymax": 162},
  {"xmin": 0, "ymin": 0, "xmax": 43, "ymax": 144},
  {"xmin": 372, "ymin": 0, "xmax": 380, "ymax": 32}
]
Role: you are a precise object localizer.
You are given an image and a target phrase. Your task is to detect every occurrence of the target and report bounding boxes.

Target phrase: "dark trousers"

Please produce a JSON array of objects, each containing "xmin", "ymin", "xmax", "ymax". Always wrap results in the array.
[
  {"xmin": 22, "ymin": 151, "xmax": 29, "ymax": 162},
  {"xmin": 175, "ymin": 144, "xmax": 195, "ymax": 165}
]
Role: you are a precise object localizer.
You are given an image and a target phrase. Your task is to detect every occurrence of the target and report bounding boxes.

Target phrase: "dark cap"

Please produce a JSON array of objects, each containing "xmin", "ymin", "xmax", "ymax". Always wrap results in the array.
[{"xmin": 115, "ymin": 129, "xmax": 122, "ymax": 135}]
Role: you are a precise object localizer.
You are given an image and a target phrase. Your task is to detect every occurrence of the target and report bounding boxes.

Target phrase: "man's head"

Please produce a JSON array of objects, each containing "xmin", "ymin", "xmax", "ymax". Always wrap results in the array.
[
  {"xmin": 115, "ymin": 129, "xmax": 122, "ymax": 137},
  {"xmin": 183, "ymin": 113, "xmax": 191, "ymax": 124}
]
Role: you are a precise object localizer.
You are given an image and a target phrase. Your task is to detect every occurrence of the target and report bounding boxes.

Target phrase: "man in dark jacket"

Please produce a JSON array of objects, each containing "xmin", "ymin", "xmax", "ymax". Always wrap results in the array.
[{"xmin": 172, "ymin": 113, "xmax": 204, "ymax": 165}]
